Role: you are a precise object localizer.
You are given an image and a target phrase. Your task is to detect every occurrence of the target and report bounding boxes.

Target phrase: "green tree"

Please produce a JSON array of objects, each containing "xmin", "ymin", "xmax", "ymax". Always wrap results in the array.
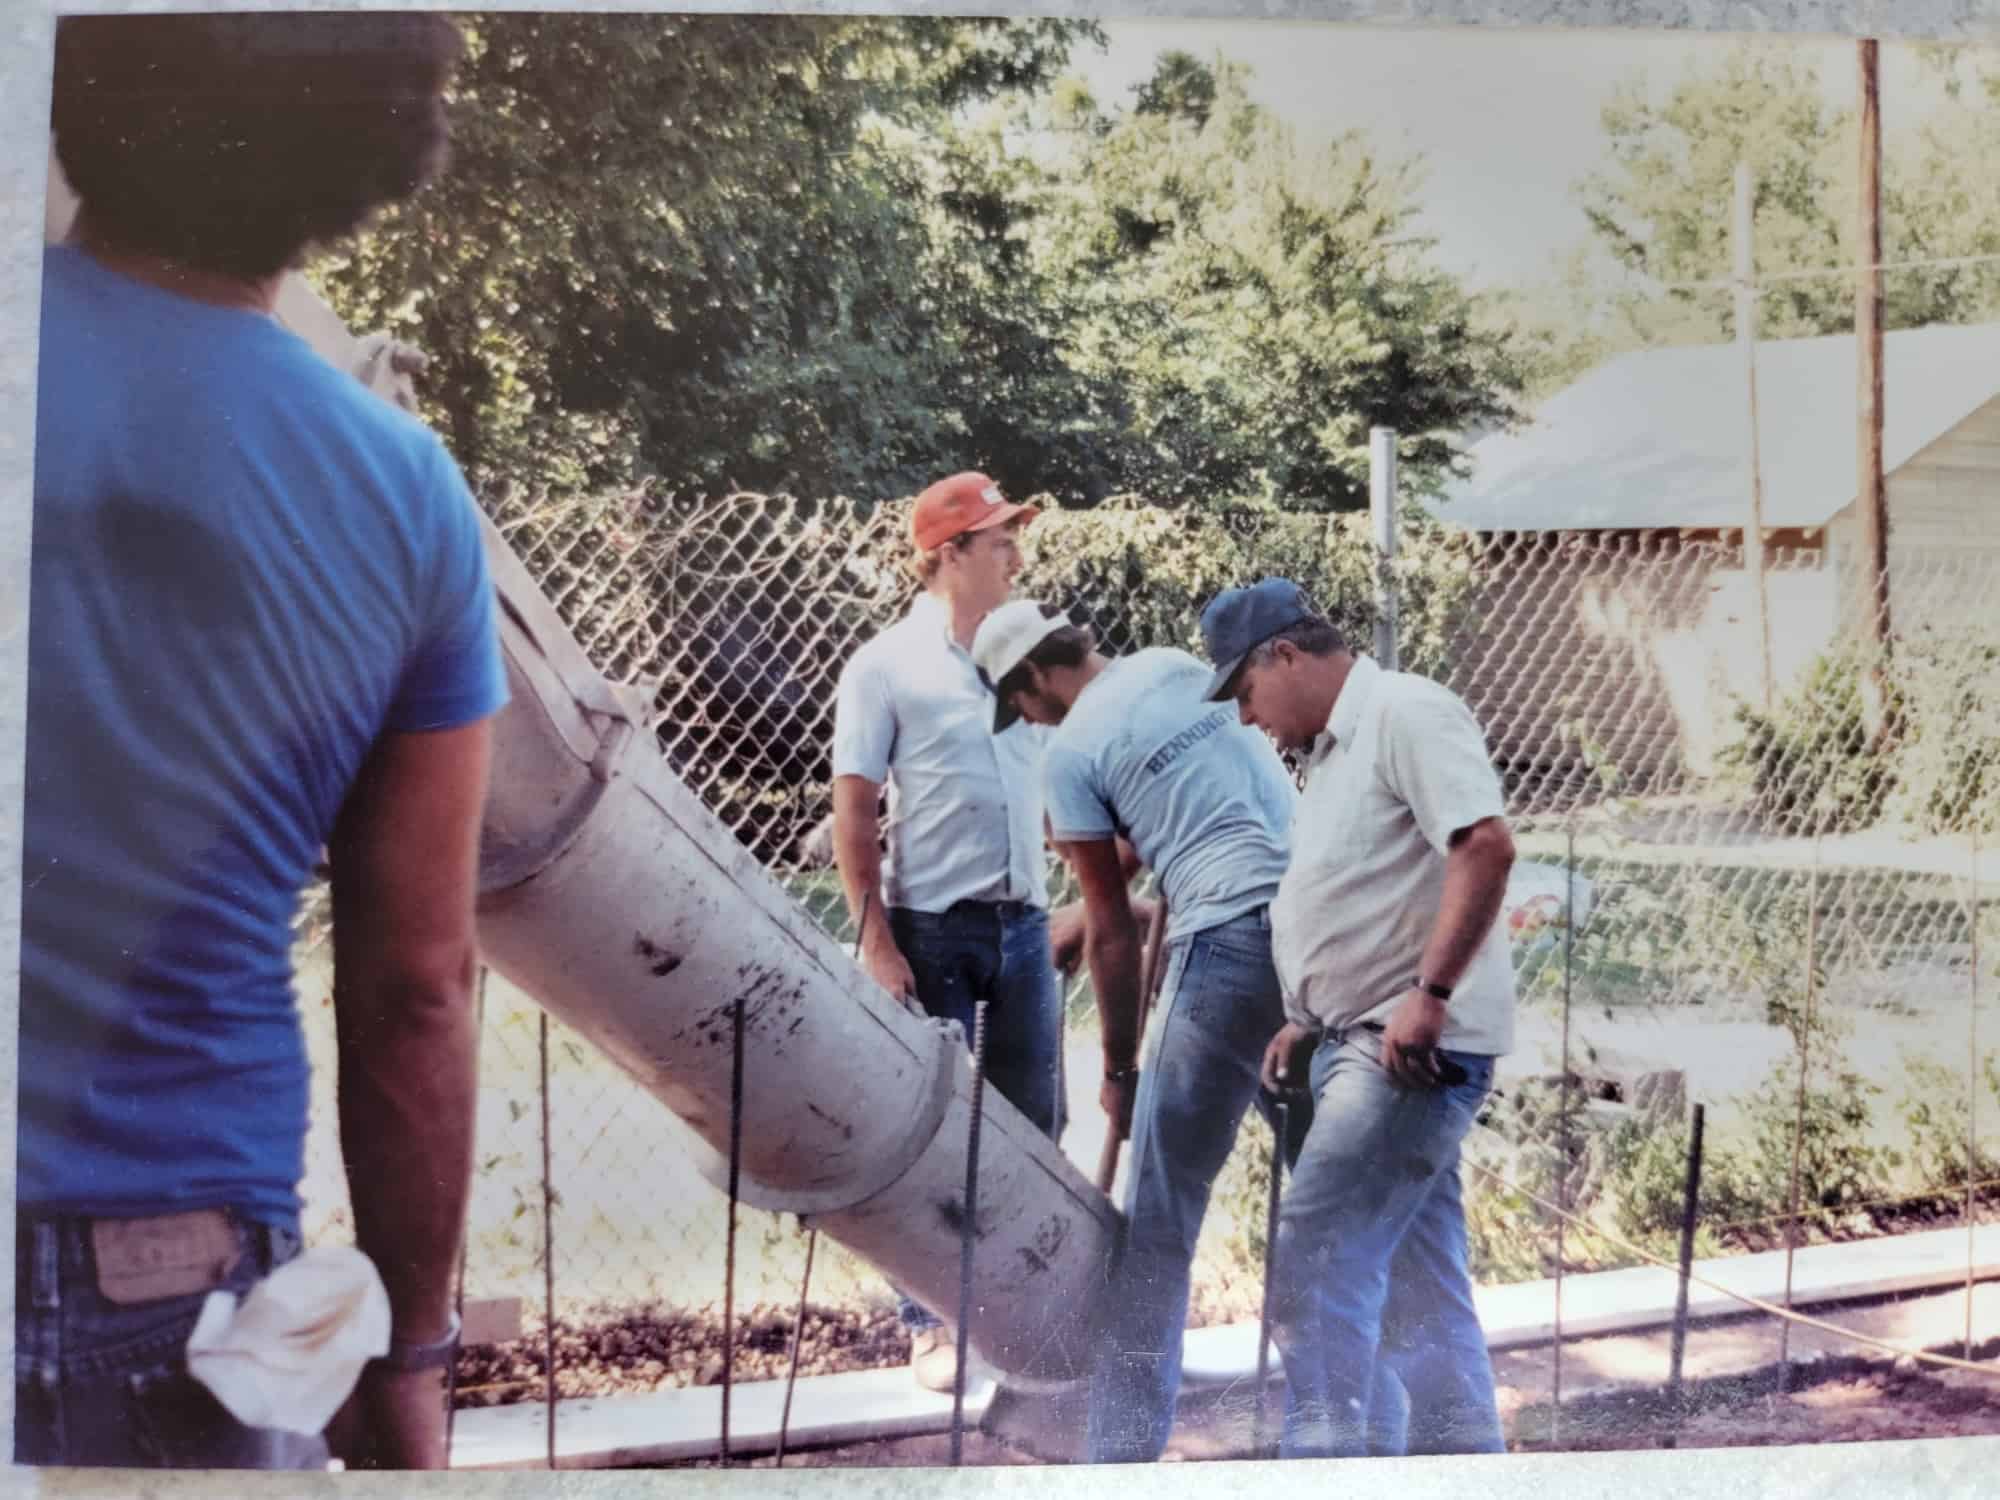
[
  {"xmin": 310, "ymin": 13, "xmax": 1103, "ymax": 509},
  {"xmin": 1526, "ymin": 43, "xmax": 2000, "ymax": 377},
  {"xmin": 1025, "ymin": 54, "xmax": 1527, "ymax": 511}
]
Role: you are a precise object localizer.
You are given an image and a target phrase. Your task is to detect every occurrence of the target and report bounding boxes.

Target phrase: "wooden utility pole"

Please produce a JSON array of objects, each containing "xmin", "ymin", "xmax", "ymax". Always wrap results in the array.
[
  {"xmin": 1734, "ymin": 161, "xmax": 1775, "ymax": 710},
  {"xmin": 1855, "ymin": 39, "xmax": 1890, "ymax": 654}
]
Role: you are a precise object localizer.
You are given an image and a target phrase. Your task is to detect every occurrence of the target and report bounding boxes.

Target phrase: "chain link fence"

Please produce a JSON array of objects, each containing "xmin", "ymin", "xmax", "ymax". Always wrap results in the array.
[{"xmin": 291, "ymin": 473, "xmax": 1998, "ymax": 1427}]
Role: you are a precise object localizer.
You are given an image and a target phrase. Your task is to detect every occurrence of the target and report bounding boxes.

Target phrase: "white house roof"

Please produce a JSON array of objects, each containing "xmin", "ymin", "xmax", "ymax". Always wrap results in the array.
[{"xmin": 1427, "ymin": 321, "xmax": 2000, "ymax": 532}]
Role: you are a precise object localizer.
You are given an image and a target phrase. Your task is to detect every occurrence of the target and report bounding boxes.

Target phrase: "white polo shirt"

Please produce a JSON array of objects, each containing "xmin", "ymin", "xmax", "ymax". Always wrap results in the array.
[
  {"xmin": 1269, "ymin": 656, "xmax": 1515, "ymax": 1056},
  {"xmin": 831, "ymin": 592, "xmax": 1049, "ymax": 914}
]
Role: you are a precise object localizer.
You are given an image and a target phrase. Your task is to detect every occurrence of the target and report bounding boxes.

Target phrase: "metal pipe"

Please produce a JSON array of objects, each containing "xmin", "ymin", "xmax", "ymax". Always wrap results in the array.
[
  {"xmin": 775, "ymin": 1227, "xmax": 816, "ymax": 1468},
  {"xmin": 779, "ymin": 892, "xmax": 870, "ymax": 1464},
  {"xmin": 540, "ymin": 1011, "xmax": 557, "ymax": 1471},
  {"xmin": 1665, "ymin": 1103, "xmax": 1707, "ymax": 1446},
  {"xmin": 952, "ymin": 1000, "xmax": 991, "ymax": 1467},
  {"xmin": 1369, "ymin": 427, "xmax": 1400, "ymax": 672},
  {"xmin": 1553, "ymin": 823, "xmax": 1575, "ymax": 1442},
  {"xmin": 1968, "ymin": 822, "xmax": 1982, "ymax": 1359},
  {"xmin": 1253, "ymin": 1098, "xmax": 1289, "ymax": 1459},
  {"xmin": 721, "ymin": 990, "xmax": 746, "ymax": 1465},
  {"xmin": 1779, "ymin": 840, "xmax": 1820, "ymax": 1386}
]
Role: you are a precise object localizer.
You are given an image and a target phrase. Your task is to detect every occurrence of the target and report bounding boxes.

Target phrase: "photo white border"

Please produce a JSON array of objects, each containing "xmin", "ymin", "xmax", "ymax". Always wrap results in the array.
[{"xmin": 7, "ymin": 1, "xmax": 2000, "ymax": 1496}]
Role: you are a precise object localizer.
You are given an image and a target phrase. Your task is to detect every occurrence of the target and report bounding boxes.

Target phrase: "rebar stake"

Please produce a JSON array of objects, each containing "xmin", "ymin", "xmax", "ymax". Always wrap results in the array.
[
  {"xmin": 951, "ymin": 999, "xmax": 992, "ymax": 1468},
  {"xmin": 1664, "ymin": 1102, "xmax": 1707, "ymax": 1447},
  {"xmin": 539, "ymin": 1010, "xmax": 557, "ymax": 1471},
  {"xmin": 721, "ymin": 989, "xmax": 747, "ymax": 1466},
  {"xmin": 1253, "ymin": 1098, "xmax": 1289, "ymax": 1459},
  {"xmin": 775, "ymin": 1225, "xmax": 817, "ymax": 1468}
]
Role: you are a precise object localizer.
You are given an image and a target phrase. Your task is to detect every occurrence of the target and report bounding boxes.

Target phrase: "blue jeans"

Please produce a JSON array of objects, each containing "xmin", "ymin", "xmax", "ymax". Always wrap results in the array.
[
  {"xmin": 1269, "ymin": 1027, "xmax": 1504, "ymax": 1460},
  {"xmin": 889, "ymin": 900, "xmax": 1065, "ymax": 1331},
  {"xmin": 1086, "ymin": 908, "xmax": 1311, "ymax": 1463},
  {"xmin": 15, "ymin": 1211, "xmax": 331, "ymax": 1469}
]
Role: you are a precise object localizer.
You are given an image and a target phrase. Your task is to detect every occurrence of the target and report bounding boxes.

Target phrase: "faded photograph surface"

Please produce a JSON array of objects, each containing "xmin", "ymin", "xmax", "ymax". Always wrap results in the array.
[{"xmin": 19, "ymin": 8, "xmax": 2000, "ymax": 1475}]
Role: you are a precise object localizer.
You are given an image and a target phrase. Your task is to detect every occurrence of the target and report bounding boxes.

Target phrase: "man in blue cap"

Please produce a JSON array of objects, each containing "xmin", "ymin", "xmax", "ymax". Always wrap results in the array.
[
  {"xmin": 972, "ymin": 598, "xmax": 1308, "ymax": 1463},
  {"xmin": 1200, "ymin": 577, "xmax": 1517, "ymax": 1461}
]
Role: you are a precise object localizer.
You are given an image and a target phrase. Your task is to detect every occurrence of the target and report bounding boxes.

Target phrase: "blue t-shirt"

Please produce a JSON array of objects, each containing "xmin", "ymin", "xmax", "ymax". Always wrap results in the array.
[
  {"xmin": 20, "ymin": 246, "xmax": 509, "ymax": 1229},
  {"xmin": 1043, "ymin": 648, "xmax": 1295, "ymax": 944}
]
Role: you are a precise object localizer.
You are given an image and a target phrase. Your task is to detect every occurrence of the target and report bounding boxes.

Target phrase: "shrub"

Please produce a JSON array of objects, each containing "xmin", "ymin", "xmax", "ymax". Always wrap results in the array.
[
  {"xmin": 1722, "ymin": 647, "xmax": 1897, "ymax": 835},
  {"xmin": 1883, "ymin": 626, "xmax": 2000, "ymax": 836}
]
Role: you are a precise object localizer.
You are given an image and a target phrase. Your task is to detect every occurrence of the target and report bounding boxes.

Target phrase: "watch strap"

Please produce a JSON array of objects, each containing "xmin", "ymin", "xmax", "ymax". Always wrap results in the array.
[
  {"xmin": 372, "ymin": 1309, "xmax": 462, "ymax": 1373},
  {"xmin": 1413, "ymin": 975, "xmax": 1454, "ymax": 1002}
]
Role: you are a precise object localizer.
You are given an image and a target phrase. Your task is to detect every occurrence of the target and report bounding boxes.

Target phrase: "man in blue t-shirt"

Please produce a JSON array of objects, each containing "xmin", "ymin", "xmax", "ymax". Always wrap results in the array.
[
  {"xmin": 23, "ymin": 15, "xmax": 504, "ymax": 1471},
  {"xmin": 971, "ymin": 600, "xmax": 1308, "ymax": 1463}
]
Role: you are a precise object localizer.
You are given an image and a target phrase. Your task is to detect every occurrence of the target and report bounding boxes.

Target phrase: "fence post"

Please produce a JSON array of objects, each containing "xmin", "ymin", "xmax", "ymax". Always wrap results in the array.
[
  {"xmin": 1369, "ymin": 427, "xmax": 1400, "ymax": 672},
  {"xmin": 1664, "ymin": 1102, "xmax": 1706, "ymax": 1446},
  {"xmin": 1968, "ymin": 821, "xmax": 1983, "ymax": 1360},
  {"xmin": 1778, "ymin": 839, "xmax": 1820, "ymax": 1389}
]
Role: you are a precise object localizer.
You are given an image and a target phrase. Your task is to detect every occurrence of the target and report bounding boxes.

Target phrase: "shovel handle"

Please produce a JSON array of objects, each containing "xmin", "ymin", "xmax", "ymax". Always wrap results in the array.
[{"xmin": 1092, "ymin": 896, "xmax": 1171, "ymax": 1195}]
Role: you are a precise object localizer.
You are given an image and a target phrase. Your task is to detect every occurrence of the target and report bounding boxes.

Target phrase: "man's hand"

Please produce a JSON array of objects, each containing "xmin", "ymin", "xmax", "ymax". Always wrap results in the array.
[
  {"xmin": 325, "ymin": 1365, "xmax": 449, "ymax": 1470},
  {"xmin": 862, "ymin": 933, "xmax": 917, "ymax": 1006},
  {"xmin": 1261, "ymin": 1021, "xmax": 1318, "ymax": 1094},
  {"xmin": 1379, "ymin": 989, "xmax": 1450, "ymax": 1089},
  {"xmin": 1101, "ymin": 1070, "xmax": 1139, "ymax": 1141},
  {"xmin": 1049, "ymin": 901, "xmax": 1087, "ymax": 977}
]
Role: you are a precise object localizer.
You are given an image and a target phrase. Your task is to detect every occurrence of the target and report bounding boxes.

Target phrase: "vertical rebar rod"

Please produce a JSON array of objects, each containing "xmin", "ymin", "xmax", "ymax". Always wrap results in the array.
[
  {"xmin": 539, "ymin": 1010, "xmax": 557, "ymax": 1471},
  {"xmin": 951, "ymin": 1000, "xmax": 991, "ymax": 1468},
  {"xmin": 775, "ymin": 1226, "xmax": 817, "ymax": 1468},
  {"xmin": 1552, "ymin": 823, "xmax": 1576, "ymax": 1444},
  {"xmin": 1665, "ymin": 1103, "xmax": 1707, "ymax": 1447},
  {"xmin": 1779, "ymin": 840, "xmax": 1819, "ymax": 1385},
  {"xmin": 774, "ymin": 895, "xmax": 873, "ymax": 1466},
  {"xmin": 1253, "ymin": 1099, "xmax": 1289, "ymax": 1459},
  {"xmin": 445, "ymin": 965, "xmax": 489, "ymax": 1469},
  {"xmin": 1968, "ymin": 821, "xmax": 1982, "ymax": 1360},
  {"xmin": 721, "ymin": 990, "xmax": 747, "ymax": 1465}
]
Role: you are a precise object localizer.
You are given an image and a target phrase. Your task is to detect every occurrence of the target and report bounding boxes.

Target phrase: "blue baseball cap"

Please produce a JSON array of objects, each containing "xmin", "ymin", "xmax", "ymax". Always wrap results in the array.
[{"xmin": 1199, "ymin": 577, "xmax": 1320, "ymax": 701}]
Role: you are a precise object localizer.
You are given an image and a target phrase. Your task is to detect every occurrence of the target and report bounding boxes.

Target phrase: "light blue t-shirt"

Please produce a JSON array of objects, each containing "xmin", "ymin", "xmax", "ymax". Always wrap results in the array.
[
  {"xmin": 1043, "ymin": 648, "xmax": 1294, "ymax": 944},
  {"xmin": 21, "ymin": 246, "xmax": 509, "ymax": 1230}
]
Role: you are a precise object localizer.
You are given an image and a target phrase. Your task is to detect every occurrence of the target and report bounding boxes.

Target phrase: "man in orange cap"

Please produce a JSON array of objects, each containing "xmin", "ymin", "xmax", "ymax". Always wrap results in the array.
[{"xmin": 829, "ymin": 471, "xmax": 1064, "ymax": 1390}]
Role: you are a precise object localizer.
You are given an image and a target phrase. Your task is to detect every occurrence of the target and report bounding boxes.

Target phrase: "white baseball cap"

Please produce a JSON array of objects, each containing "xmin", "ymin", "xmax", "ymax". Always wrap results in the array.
[{"xmin": 971, "ymin": 600, "xmax": 1069, "ymax": 731}]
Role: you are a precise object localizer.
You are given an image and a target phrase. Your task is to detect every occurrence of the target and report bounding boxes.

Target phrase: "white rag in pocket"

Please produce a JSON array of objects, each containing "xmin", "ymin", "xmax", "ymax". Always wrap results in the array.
[{"xmin": 185, "ymin": 1245, "xmax": 392, "ymax": 1435}]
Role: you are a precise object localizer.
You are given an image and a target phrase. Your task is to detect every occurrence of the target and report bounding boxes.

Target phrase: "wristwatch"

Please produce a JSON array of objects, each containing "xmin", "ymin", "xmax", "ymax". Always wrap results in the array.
[
  {"xmin": 1104, "ymin": 1064, "xmax": 1140, "ymax": 1085},
  {"xmin": 372, "ymin": 1309, "xmax": 462, "ymax": 1373},
  {"xmin": 1413, "ymin": 976, "xmax": 1454, "ymax": 1002}
]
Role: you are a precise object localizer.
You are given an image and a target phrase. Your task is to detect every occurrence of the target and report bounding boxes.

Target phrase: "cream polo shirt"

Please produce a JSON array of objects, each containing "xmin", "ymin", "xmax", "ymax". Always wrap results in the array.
[
  {"xmin": 831, "ymin": 591, "xmax": 1050, "ymax": 914},
  {"xmin": 1269, "ymin": 656, "xmax": 1516, "ymax": 1056}
]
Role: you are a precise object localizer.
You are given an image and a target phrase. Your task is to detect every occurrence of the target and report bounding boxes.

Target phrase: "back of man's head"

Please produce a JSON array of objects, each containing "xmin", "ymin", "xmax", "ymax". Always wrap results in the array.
[{"xmin": 53, "ymin": 13, "xmax": 463, "ymax": 281}]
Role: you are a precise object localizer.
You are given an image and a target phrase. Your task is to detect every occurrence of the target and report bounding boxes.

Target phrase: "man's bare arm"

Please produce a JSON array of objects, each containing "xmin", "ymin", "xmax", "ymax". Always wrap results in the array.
[
  {"xmin": 832, "ymin": 773, "xmax": 913, "ymax": 1000},
  {"xmin": 326, "ymin": 719, "xmax": 491, "ymax": 1469},
  {"xmin": 1420, "ymin": 816, "xmax": 1516, "ymax": 989}
]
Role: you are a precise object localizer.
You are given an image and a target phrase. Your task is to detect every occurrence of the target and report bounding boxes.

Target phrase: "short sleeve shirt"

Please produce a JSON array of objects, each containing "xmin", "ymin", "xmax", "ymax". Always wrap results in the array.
[
  {"xmin": 831, "ymin": 592, "xmax": 1049, "ymax": 912},
  {"xmin": 1043, "ymin": 649, "xmax": 1293, "ymax": 944},
  {"xmin": 20, "ymin": 246, "xmax": 510, "ymax": 1227},
  {"xmin": 1269, "ymin": 656, "xmax": 1516, "ymax": 1055}
]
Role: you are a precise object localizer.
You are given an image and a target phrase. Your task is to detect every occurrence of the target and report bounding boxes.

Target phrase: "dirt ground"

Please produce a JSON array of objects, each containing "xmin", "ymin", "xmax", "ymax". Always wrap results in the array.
[{"xmin": 657, "ymin": 1355, "xmax": 2000, "ymax": 1468}]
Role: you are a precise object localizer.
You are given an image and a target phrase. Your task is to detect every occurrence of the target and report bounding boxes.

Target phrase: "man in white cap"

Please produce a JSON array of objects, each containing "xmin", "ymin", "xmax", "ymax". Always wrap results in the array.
[
  {"xmin": 973, "ymin": 599, "xmax": 1306, "ymax": 1463},
  {"xmin": 1200, "ymin": 577, "xmax": 1515, "ymax": 1461},
  {"xmin": 828, "ymin": 471, "xmax": 1065, "ymax": 1390}
]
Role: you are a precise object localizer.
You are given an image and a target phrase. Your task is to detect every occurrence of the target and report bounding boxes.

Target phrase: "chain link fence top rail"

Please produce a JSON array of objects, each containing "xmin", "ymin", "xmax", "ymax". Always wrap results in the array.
[{"xmin": 291, "ymin": 483, "xmax": 1998, "ymax": 1397}]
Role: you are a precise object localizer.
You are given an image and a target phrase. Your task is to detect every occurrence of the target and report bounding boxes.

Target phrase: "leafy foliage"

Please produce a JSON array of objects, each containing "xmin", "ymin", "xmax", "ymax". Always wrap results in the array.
[
  {"xmin": 312, "ymin": 29, "xmax": 1525, "ymax": 518},
  {"xmin": 1723, "ymin": 648, "xmax": 1897, "ymax": 835}
]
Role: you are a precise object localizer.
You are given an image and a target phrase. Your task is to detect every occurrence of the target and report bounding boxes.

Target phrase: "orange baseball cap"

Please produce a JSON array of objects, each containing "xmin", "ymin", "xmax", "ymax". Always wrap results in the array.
[{"xmin": 909, "ymin": 471, "xmax": 1041, "ymax": 551}]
